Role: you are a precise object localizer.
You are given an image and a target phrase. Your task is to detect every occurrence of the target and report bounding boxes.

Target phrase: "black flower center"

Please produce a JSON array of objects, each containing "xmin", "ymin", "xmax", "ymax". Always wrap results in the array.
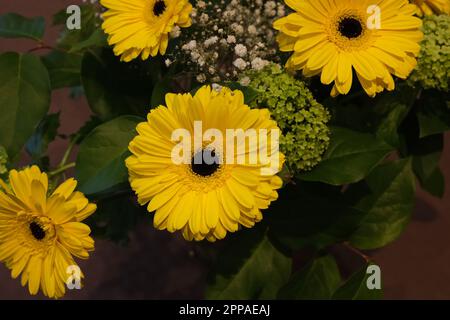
[
  {"xmin": 338, "ymin": 17, "xmax": 363, "ymax": 39},
  {"xmin": 191, "ymin": 149, "xmax": 220, "ymax": 177},
  {"xmin": 29, "ymin": 221, "xmax": 45, "ymax": 240},
  {"xmin": 153, "ymin": 0, "xmax": 167, "ymax": 16}
]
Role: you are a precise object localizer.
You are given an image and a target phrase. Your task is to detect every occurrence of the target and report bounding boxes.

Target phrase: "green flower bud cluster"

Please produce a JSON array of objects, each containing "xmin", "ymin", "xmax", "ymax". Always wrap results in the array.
[
  {"xmin": 244, "ymin": 64, "xmax": 331, "ymax": 173},
  {"xmin": 408, "ymin": 14, "xmax": 450, "ymax": 91}
]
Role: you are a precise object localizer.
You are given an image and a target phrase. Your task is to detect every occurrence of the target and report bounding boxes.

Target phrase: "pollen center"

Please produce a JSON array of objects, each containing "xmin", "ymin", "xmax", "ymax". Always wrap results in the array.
[
  {"xmin": 29, "ymin": 221, "xmax": 46, "ymax": 240},
  {"xmin": 153, "ymin": 0, "xmax": 167, "ymax": 16},
  {"xmin": 191, "ymin": 149, "xmax": 220, "ymax": 177},
  {"xmin": 338, "ymin": 17, "xmax": 363, "ymax": 39}
]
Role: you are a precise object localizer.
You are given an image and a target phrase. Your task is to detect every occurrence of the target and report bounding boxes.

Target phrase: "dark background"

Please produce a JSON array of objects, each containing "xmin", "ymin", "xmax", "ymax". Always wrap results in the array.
[{"xmin": 0, "ymin": 0, "xmax": 449, "ymax": 299}]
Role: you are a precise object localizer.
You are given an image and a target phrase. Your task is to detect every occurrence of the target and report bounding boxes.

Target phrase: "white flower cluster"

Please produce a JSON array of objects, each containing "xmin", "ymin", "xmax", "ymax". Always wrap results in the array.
[{"xmin": 169, "ymin": 0, "xmax": 285, "ymax": 83}]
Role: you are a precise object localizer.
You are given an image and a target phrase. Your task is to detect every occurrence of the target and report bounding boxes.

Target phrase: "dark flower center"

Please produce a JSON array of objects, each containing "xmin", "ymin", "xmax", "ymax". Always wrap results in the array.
[
  {"xmin": 191, "ymin": 149, "xmax": 220, "ymax": 177},
  {"xmin": 338, "ymin": 17, "xmax": 363, "ymax": 39},
  {"xmin": 29, "ymin": 221, "xmax": 45, "ymax": 240},
  {"xmin": 153, "ymin": 0, "xmax": 167, "ymax": 16}
]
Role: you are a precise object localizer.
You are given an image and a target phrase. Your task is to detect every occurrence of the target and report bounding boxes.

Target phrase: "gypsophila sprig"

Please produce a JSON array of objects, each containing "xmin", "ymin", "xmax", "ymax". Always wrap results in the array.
[
  {"xmin": 169, "ymin": 0, "xmax": 285, "ymax": 83},
  {"xmin": 408, "ymin": 14, "xmax": 450, "ymax": 92},
  {"xmin": 245, "ymin": 64, "xmax": 331, "ymax": 173}
]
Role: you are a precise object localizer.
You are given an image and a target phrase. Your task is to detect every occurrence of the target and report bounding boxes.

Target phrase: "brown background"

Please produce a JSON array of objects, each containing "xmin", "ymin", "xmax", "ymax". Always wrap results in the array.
[{"xmin": 0, "ymin": 0, "xmax": 449, "ymax": 299}]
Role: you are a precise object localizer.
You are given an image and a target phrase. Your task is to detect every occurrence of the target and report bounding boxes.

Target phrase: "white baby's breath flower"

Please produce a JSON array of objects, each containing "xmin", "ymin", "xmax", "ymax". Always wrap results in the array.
[
  {"xmin": 197, "ymin": 74, "xmax": 206, "ymax": 83},
  {"xmin": 165, "ymin": 59, "xmax": 172, "ymax": 67},
  {"xmin": 212, "ymin": 83, "xmax": 223, "ymax": 92},
  {"xmin": 248, "ymin": 25, "xmax": 257, "ymax": 35},
  {"xmin": 233, "ymin": 58, "xmax": 247, "ymax": 70},
  {"xmin": 170, "ymin": 26, "xmax": 181, "ymax": 38},
  {"xmin": 251, "ymin": 57, "xmax": 269, "ymax": 70},
  {"xmin": 227, "ymin": 35, "xmax": 236, "ymax": 44},
  {"xmin": 234, "ymin": 44, "xmax": 247, "ymax": 57},
  {"xmin": 204, "ymin": 36, "xmax": 219, "ymax": 47},
  {"xmin": 240, "ymin": 76, "xmax": 251, "ymax": 86}
]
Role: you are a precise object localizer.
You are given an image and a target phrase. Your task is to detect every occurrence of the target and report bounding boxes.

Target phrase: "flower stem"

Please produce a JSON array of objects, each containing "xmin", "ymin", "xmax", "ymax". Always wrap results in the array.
[
  {"xmin": 48, "ymin": 162, "xmax": 76, "ymax": 177},
  {"xmin": 342, "ymin": 242, "xmax": 371, "ymax": 263}
]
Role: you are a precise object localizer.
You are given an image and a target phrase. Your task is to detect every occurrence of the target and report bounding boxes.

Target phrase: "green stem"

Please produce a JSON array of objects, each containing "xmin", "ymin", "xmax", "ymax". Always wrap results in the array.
[
  {"xmin": 48, "ymin": 162, "xmax": 76, "ymax": 177},
  {"xmin": 59, "ymin": 138, "xmax": 78, "ymax": 168}
]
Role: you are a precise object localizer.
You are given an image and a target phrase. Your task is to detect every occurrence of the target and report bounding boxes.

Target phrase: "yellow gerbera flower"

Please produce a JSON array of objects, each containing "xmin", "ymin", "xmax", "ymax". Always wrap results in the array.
[
  {"xmin": 101, "ymin": 0, "xmax": 192, "ymax": 62},
  {"xmin": 413, "ymin": 0, "xmax": 450, "ymax": 15},
  {"xmin": 0, "ymin": 166, "xmax": 96, "ymax": 298},
  {"xmin": 126, "ymin": 86, "xmax": 284, "ymax": 242},
  {"xmin": 274, "ymin": 0, "xmax": 423, "ymax": 97}
]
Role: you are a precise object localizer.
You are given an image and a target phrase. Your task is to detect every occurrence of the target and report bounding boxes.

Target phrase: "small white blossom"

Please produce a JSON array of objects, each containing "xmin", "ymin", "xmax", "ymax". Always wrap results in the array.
[
  {"xmin": 233, "ymin": 58, "xmax": 247, "ymax": 70},
  {"xmin": 170, "ymin": 26, "xmax": 181, "ymax": 38},
  {"xmin": 240, "ymin": 76, "xmax": 251, "ymax": 86},
  {"xmin": 251, "ymin": 57, "xmax": 269, "ymax": 70},
  {"xmin": 227, "ymin": 35, "xmax": 236, "ymax": 44},
  {"xmin": 197, "ymin": 74, "xmax": 206, "ymax": 83},
  {"xmin": 234, "ymin": 44, "xmax": 247, "ymax": 57}
]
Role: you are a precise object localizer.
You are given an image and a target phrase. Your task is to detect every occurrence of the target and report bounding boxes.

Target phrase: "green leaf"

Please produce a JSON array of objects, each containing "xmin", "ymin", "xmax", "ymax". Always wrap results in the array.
[
  {"xmin": 54, "ymin": 4, "xmax": 99, "ymax": 51},
  {"xmin": 0, "ymin": 13, "xmax": 45, "ymax": 41},
  {"xmin": 416, "ymin": 90, "xmax": 450, "ymax": 138},
  {"xmin": 81, "ymin": 49, "xmax": 156, "ymax": 120},
  {"xmin": 349, "ymin": 158, "xmax": 416, "ymax": 250},
  {"xmin": 75, "ymin": 115, "xmax": 144, "ymax": 195},
  {"xmin": 376, "ymin": 102, "xmax": 410, "ymax": 148},
  {"xmin": 68, "ymin": 28, "xmax": 108, "ymax": 53},
  {"xmin": 86, "ymin": 193, "xmax": 146, "ymax": 244},
  {"xmin": 224, "ymin": 82, "xmax": 259, "ymax": 104},
  {"xmin": 41, "ymin": 51, "xmax": 82, "ymax": 89},
  {"xmin": 332, "ymin": 264, "xmax": 382, "ymax": 300},
  {"xmin": 297, "ymin": 127, "xmax": 393, "ymax": 185},
  {"xmin": 206, "ymin": 227, "xmax": 291, "ymax": 299},
  {"xmin": 267, "ymin": 183, "xmax": 365, "ymax": 252},
  {"xmin": 278, "ymin": 255, "xmax": 341, "ymax": 299},
  {"xmin": 25, "ymin": 113, "xmax": 60, "ymax": 161},
  {"xmin": 419, "ymin": 167, "xmax": 445, "ymax": 198},
  {"xmin": 0, "ymin": 52, "xmax": 51, "ymax": 159},
  {"xmin": 411, "ymin": 134, "xmax": 444, "ymax": 197}
]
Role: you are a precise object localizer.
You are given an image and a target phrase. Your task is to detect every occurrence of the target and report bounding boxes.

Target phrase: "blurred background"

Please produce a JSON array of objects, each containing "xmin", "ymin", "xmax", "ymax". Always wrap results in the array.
[{"xmin": 0, "ymin": 0, "xmax": 449, "ymax": 299}]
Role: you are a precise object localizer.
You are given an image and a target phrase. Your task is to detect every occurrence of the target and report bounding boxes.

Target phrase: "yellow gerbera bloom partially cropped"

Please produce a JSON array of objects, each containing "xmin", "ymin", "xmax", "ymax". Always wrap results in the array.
[
  {"xmin": 126, "ymin": 85, "xmax": 284, "ymax": 242},
  {"xmin": 413, "ymin": 0, "xmax": 450, "ymax": 15},
  {"xmin": 274, "ymin": 0, "xmax": 423, "ymax": 97},
  {"xmin": 0, "ymin": 166, "xmax": 96, "ymax": 298},
  {"xmin": 101, "ymin": 0, "xmax": 192, "ymax": 62}
]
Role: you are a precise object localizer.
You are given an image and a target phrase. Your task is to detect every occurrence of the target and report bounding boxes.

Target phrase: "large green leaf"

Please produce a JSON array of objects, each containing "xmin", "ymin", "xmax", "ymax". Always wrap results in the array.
[
  {"xmin": 53, "ymin": 4, "xmax": 100, "ymax": 51},
  {"xmin": 206, "ymin": 227, "xmax": 291, "ymax": 299},
  {"xmin": 376, "ymin": 102, "xmax": 410, "ymax": 148},
  {"xmin": 297, "ymin": 127, "xmax": 393, "ymax": 185},
  {"xmin": 69, "ymin": 28, "xmax": 108, "ymax": 53},
  {"xmin": 75, "ymin": 115, "xmax": 144, "ymax": 195},
  {"xmin": 278, "ymin": 255, "xmax": 341, "ymax": 299},
  {"xmin": 0, "ymin": 13, "xmax": 45, "ymax": 41},
  {"xmin": 332, "ymin": 264, "xmax": 383, "ymax": 300},
  {"xmin": 0, "ymin": 52, "xmax": 51, "ymax": 158},
  {"xmin": 81, "ymin": 49, "xmax": 157, "ymax": 120},
  {"xmin": 349, "ymin": 158, "xmax": 416, "ymax": 250},
  {"xmin": 41, "ymin": 51, "xmax": 82, "ymax": 89},
  {"xmin": 411, "ymin": 134, "xmax": 444, "ymax": 198},
  {"xmin": 267, "ymin": 183, "xmax": 365, "ymax": 253},
  {"xmin": 416, "ymin": 90, "xmax": 450, "ymax": 138}
]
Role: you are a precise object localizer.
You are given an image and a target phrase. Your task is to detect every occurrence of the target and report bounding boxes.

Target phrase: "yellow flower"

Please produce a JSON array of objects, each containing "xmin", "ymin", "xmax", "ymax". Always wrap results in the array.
[
  {"xmin": 126, "ymin": 86, "xmax": 284, "ymax": 242},
  {"xmin": 0, "ymin": 166, "xmax": 96, "ymax": 298},
  {"xmin": 413, "ymin": 0, "xmax": 450, "ymax": 15},
  {"xmin": 101, "ymin": 0, "xmax": 192, "ymax": 62},
  {"xmin": 274, "ymin": 0, "xmax": 423, "ymax": 97}
]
